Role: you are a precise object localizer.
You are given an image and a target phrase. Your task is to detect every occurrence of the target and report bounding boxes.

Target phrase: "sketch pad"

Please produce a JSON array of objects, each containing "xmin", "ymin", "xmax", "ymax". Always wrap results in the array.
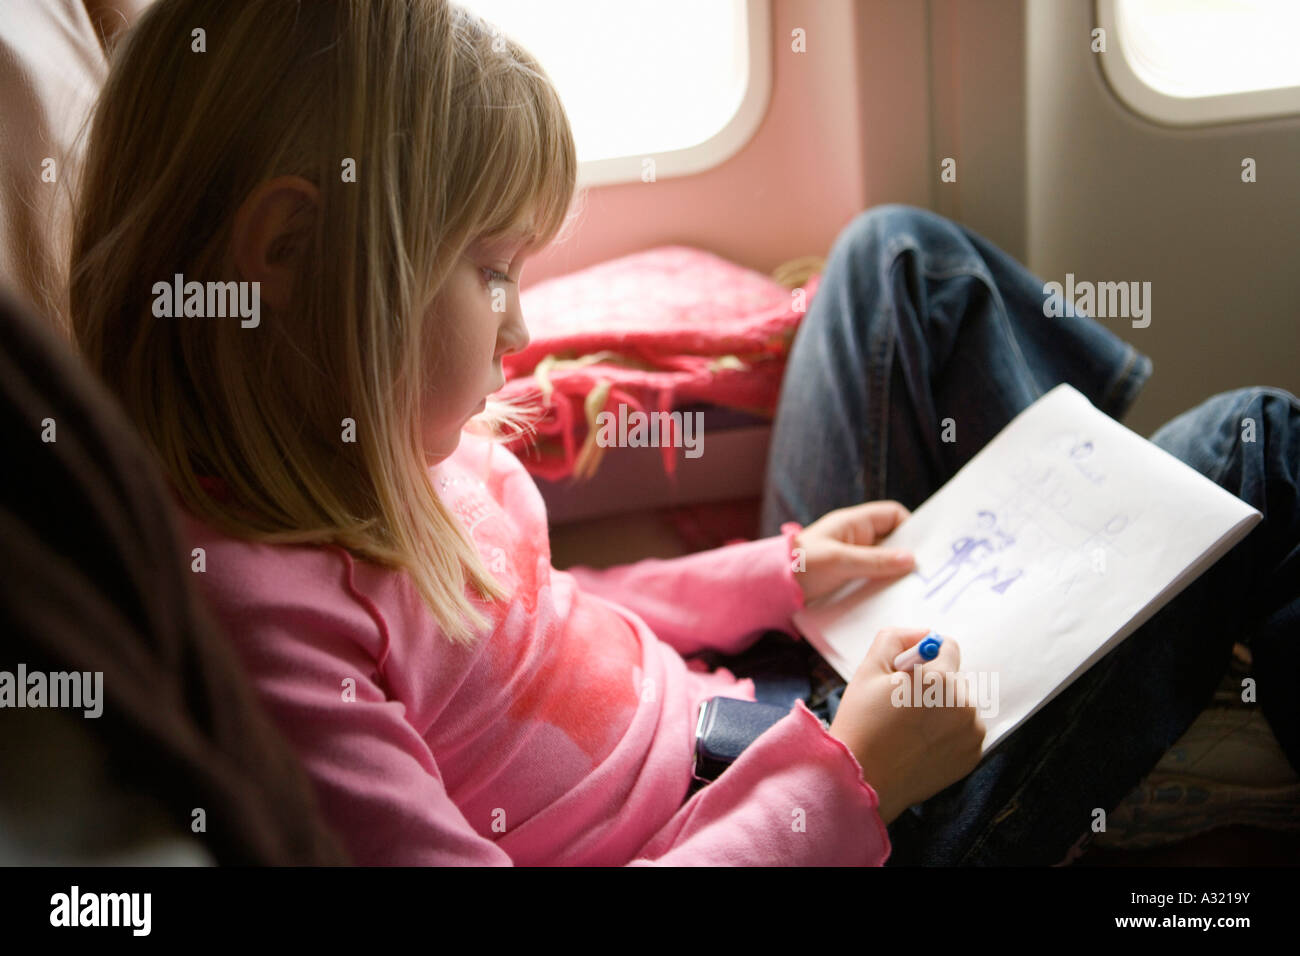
[{"xmin": 792, "ymin": 384, "xmax": 1262, "ymax": 756}]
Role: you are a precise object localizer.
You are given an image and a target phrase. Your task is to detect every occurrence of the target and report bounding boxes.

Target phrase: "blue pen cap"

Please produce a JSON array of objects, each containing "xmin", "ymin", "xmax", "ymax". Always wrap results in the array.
[{"xmin": 918, "ymin": 633, "xmax": 943, "ymax": 661}]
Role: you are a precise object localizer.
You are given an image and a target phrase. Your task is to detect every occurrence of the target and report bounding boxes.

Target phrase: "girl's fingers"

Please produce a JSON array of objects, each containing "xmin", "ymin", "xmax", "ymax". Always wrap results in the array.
[
  {"xmin": 868, "ymin": 628, "xmax": 961, "ymax": 673},
  {"xmin": 866, "ymin": 627, "xmax": 934, "ymax": 670},
  {"xmin": 835, "ymin": 541, "xmax": 915, "ymax": 577},
  {"xmin": 836, "ymin": 500, "xmax": 912, "ymax": 543},
  {"xmin": 929, "ymin": 635, "xmax": 961, "ymax": 671}
]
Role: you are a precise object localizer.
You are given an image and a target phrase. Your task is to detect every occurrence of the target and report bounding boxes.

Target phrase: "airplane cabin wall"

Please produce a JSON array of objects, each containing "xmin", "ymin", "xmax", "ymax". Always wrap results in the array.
[
  {"xmin": 1025, "ymin": 0, "xmax": 1300, "ymax": 437},
  {"xmin": 896, "ymin": 0, "xmax": 1300, "ymax": 437},
  {"xmin": 528, "ymin": 0, "xmax": 1297, "ymax": 440}
]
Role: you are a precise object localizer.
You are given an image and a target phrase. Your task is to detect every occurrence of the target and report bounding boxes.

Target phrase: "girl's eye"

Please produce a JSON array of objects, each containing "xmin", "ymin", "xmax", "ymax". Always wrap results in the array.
[{"xmin": 481, "ymin": 267, "xmax": 512, "ymax": 285}]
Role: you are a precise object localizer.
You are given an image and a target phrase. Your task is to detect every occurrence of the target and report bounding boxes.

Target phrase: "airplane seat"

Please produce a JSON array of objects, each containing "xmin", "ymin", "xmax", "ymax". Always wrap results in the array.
[
  {"xmin": 0, "ymin": 0, "xmax": 349, "ymax": 865},
  {"xmin": 0, "ymin": 0, "xmax": 139, "ymax": 337}
]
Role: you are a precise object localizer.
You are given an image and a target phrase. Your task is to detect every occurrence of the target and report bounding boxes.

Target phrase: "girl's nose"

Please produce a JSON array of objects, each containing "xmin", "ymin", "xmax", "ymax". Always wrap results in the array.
[{"xmin": 500, "ymin": 311, "xmax": 530, "ymax": 357}]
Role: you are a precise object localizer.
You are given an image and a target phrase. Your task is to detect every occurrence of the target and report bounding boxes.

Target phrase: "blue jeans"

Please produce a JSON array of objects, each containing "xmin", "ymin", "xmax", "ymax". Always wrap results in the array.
[{"xmin": 734, "ymin": 204, "xmax": 1300, "ymax": 865}]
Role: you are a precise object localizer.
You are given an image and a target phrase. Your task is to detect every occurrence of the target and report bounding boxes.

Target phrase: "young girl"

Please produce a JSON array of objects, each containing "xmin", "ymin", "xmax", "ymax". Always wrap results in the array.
[{"xmin": 66, "ymin": 0, "xmax": 1300, "ymax": 866}]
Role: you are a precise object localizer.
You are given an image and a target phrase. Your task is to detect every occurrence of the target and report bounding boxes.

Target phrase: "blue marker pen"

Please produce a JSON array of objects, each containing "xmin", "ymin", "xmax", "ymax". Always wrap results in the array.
[{"xmin": 892, "ymin": 631, "xmax": 944, "ymax": 671}]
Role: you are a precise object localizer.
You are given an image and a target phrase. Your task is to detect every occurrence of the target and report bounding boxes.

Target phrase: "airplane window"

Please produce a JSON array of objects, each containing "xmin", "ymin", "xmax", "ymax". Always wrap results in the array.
[
  {"xmin": 458, "ymin": 0, "xmax": 768, "ymax": 185},
  {"xmin": 1101, "ymin": 0, "xmax": 1300, "ymax": 124}
]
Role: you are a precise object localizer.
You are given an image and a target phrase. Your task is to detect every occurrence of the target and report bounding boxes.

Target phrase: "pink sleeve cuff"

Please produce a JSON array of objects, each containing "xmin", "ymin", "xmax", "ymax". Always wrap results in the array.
[
  {"xmin": 779, "ymin": 521, "xmax": 807, "ymax": 614},
  {"xmin": 791, "ymin": 699, "xmax": 894, "ymax": 863},
  {"xmin": 633, "ymin": 696, "xmax": 894, "ymax": 865}
]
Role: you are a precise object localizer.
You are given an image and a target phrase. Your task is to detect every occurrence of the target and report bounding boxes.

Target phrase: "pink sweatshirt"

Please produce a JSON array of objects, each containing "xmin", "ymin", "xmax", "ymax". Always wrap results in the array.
[{"xmin": 178, "ymin": 431, "xmax": 892, "ymax": 865}]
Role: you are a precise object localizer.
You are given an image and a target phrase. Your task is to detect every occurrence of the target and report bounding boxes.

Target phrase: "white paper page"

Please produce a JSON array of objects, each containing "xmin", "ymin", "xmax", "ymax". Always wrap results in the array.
[{"xmin": 793, "ymin": 384, "xmax": 1262, "ymax": 755}]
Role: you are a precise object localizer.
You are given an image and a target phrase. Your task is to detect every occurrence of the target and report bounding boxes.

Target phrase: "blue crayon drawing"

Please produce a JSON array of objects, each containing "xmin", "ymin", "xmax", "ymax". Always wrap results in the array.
[
  {"xmin": 912, "ymin": 439, "xmax": 1134, "ymax": 612},
  {"xmin": 914, "ymin": 509, "xmax": 1024, "ymax": 612}
]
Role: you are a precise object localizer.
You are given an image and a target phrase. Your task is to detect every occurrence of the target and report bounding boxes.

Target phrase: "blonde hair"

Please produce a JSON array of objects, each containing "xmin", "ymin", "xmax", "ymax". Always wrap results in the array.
[{"xmin": 68, "ymin": 0, "xmax": 579, "ymax": 645}]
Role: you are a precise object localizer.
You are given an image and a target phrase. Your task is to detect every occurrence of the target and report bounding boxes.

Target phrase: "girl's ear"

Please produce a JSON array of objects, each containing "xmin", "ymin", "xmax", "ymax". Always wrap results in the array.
[{"xmin": 230, "ymin": 176, "xmax": 320, "ymax": 311}]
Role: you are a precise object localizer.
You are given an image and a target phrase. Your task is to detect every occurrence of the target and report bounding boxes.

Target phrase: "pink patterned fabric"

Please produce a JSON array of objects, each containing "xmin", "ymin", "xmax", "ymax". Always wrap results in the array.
[{"xmin": 499, "ymin": 246, "xmax": 820, "ymax": 480}]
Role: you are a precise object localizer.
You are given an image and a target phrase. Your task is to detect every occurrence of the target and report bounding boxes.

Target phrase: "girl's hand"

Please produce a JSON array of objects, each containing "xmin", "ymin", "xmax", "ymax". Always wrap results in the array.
[
  {"xmin": 827, "ymin": 627, "xmax": 986, "ymax": 824},
  {"xmin": 791, "ymin": 500, "xmax": 915, "ymax": 604}
]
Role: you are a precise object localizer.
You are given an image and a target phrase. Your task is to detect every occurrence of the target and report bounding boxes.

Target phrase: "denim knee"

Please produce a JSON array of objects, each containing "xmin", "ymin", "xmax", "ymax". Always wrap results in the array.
[
  {"xmin": 1223, "ymin": 386, "xmax": 1300, "ymax": 459},
  {"xmin": 842, "ymin": 203, "xmax": 951, "ymax": 244},
  {"xmin": 1150, "ymin": 386, "xmax": 1299, "ymax": 482},
  {"xmin": 1239, "ymin": 386, "xmax": 1300, "ymax": 416},
  {"xmin": 1163, "ymin": 386, "xmax": 1299, "ymax": 435},
  {"xmin": 835, "ymin": 204, "xmax": 983, "ymax": 279}
]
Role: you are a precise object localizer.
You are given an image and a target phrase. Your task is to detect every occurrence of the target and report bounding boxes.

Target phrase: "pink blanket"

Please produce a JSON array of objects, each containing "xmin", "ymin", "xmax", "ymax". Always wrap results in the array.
[{"xmin": 498, "ymin": 245, "xmax": 820, "ymax": 480}]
